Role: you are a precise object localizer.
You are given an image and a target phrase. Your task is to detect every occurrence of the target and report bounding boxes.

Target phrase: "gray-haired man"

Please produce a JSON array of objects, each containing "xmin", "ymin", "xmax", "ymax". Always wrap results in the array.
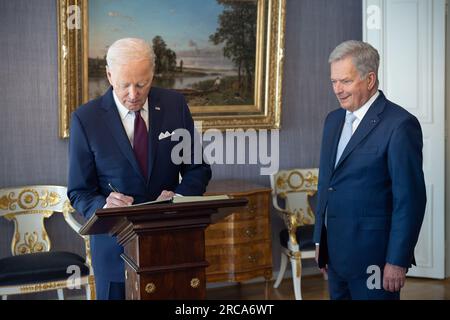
[{"xmin": 313, "ymin": 40, "xmax": 426, "ymax": 300}]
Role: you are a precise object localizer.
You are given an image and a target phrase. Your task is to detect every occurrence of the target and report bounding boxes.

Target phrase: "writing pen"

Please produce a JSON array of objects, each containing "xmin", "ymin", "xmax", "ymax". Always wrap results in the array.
[{"xmin": 108, "ymin": 182, "xmax": 120, "ymax": 193}]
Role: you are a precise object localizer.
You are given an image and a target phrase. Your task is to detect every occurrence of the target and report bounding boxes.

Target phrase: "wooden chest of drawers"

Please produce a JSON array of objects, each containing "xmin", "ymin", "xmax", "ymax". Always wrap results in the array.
[{"xmin": 204, "ymin": 180, "xmax": 273, "ymax": 283}]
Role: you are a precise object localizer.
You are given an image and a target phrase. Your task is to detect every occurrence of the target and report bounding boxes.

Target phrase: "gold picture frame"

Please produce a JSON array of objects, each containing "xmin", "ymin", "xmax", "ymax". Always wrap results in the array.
[{"xmin": 57, "ymin": 0, "xmax": 285, "ymax": 138}]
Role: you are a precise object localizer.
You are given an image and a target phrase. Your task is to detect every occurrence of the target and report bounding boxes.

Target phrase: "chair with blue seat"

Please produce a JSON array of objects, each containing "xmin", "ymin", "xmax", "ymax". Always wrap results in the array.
[
  {"xmin": 0, "ymin": 185, "xmax": 95, "ymax": 300},
  {"xmin": 270, "ymin": 168, "xmax": 321, "ymax": 300}
]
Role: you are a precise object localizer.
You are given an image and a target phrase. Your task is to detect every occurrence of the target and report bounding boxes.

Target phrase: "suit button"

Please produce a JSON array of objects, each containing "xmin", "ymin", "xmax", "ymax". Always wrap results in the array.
[{"xmin": 328, "ymin": 187, "xmax": 335, "ymax": 192}]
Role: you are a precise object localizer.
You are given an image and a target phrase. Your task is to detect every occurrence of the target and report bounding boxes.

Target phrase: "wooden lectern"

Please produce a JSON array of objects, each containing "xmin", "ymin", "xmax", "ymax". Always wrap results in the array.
[{"xmin": 79, "ymin": 198, "xmax": 247, "ymax": 300}]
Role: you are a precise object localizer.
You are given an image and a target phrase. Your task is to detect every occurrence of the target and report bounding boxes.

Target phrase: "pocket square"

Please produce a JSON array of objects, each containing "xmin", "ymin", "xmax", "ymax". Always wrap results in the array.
[{"xmin": 158, "ymin": 131, "xmax": 174, "ymax": 140}]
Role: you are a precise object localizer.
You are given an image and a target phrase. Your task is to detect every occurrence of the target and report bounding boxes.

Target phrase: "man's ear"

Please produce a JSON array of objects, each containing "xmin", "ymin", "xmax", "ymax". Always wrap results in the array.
[
  {"xmin": 367, "ymin": 72, "xmax": 377, "ymax": 90},
  {"xmin": 106, "ymin": 65, "xmax": 114, "ymax": 86}
]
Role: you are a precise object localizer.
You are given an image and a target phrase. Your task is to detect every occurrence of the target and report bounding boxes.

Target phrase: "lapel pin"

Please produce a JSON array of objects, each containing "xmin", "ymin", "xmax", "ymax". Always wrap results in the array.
[
  {"xmin": 371, "ymin": 119, "xmax": 377, "ymax": 124},
  {"xmin": 155, "ymin": 106, "xmax": 160, "ymax": 110}
]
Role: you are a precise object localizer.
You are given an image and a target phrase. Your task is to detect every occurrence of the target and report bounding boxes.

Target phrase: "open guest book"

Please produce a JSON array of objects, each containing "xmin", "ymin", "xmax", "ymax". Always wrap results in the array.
[{"xmin": 129, "ymin": 194, "xmax": 230, "ymax": 207}]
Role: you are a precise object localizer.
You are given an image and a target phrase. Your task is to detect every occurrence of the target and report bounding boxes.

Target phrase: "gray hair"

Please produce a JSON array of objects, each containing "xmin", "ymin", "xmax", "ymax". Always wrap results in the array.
[
  {"xmin": 106, "ymin": 38, "xmax": 155, "ymax": 71},
  {"xmin": 329, "ymin": 40, "xmax": 379, "ymax": 83}
]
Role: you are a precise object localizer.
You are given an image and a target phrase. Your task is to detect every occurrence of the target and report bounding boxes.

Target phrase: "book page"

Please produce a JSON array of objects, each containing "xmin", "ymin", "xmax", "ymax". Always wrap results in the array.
[
  {"xmin": 172, "ymin": 195, "xmax": 230, "ymax": 203},
  {"xmin": 129, "ymin": 194, "xmax": 230, "ymax": 207}
]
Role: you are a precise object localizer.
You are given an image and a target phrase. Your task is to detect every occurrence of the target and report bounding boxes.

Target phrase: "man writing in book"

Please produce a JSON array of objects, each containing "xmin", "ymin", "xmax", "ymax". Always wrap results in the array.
[{"xmin": 67, "ymin": 38, "xmax": 212, "ymax": 300}]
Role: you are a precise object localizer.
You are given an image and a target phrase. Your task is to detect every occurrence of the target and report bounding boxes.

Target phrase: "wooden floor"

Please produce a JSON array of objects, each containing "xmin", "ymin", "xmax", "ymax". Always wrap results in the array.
[
  {"xmin": 206, "ymin": 274, "xmax": 450, "ymax": 300},
  {"xmin": 12, "ymin": 274, "xmax": 449, "ymax": 300}
]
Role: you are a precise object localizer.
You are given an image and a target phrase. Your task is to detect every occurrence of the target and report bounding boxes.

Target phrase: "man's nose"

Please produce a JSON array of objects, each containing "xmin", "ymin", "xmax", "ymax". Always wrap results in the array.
[
  {"xmin": 333, "ymin": 82, "xmax": 343, "ymax": 94},
  {"xmin": 129, "ymin": 85, "xmax": 138, "ymax": 99}
]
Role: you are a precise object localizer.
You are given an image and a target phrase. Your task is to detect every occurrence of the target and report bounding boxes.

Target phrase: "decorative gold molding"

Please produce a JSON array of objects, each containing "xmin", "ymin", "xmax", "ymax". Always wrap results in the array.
[
  {"xmin": 20, "ymin": 280, "xmax": 68, "ymax": 293},
  {"xmin": 0, "ymin": 188, "xmax": 61, "ymax": 212},
  {"xmin": 4, "ymin": 210, "xmax": 54, "ymax": 220},
  {"xmin": 276, "ymin": 170, "xmax": 319, "ymax": 196},
  {"xmin": 274, "ymin": 169, "xmax": 319, "ymax": 235},
  {"xmin": 57, "ymin": 0, "xmax": 285, "ymax": 137},
  {"xmin": 16, "ymin": 231, "xmax": 46, "ymax": 255},
  {"xmin": 17, "ymin": 276, "xmax": 91, "ymax": 294},
  {"xmin": 62, "ymin": 199, "xmax": 75, "ymax": 215},
  {"xmin": 57, "ymin": 0, "xmax": 87, "ymax": 138},
  {"xmin": 10, "ymin": 214, "xmax": 52, "ymax": 256}
]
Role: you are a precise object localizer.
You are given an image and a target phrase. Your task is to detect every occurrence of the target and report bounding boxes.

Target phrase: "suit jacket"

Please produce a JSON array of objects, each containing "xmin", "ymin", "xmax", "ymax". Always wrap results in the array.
[
  {"xmin": 313, "ymin": 91, "xmax": 426, "ymax": 279},
  {"xmin": 67, "ymin": 86, "xmax": 212, "ymax": 281}
]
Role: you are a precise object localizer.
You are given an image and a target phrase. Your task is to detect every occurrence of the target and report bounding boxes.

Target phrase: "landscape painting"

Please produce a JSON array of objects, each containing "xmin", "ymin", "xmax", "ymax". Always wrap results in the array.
[
  {"xmin": 88, "ymin": 0, "xmax": 257, "ymax": 107},
  {"xmin": 58, "ymin": 0, "xmax": 284, "ymax": 137}
]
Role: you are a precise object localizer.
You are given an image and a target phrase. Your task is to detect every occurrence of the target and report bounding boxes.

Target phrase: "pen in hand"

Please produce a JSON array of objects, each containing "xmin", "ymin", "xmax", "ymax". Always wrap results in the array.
[
  {"xmin": 108, "ymin": 182, "xmax": 120, "ymax": 193},
  {"xmin": 106, "ymin": 183, "xmax": 133, "ymax": 207}
]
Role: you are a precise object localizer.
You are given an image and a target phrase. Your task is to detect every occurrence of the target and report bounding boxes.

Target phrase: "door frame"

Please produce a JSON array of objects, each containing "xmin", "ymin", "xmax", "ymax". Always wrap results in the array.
[{"xmin": 363, "ymin": 0, "xmax": 447, "ymax": 279}]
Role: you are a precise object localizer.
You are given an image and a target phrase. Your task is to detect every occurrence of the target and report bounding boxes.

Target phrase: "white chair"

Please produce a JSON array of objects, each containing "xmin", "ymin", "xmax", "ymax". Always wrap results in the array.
[
  {"xmin": 0, "ymin": 185, "xmax": 95, "ymax": 300},
  {"xmin": 270, "ymin": 168, "xmax": 320, "ymax": 300}
]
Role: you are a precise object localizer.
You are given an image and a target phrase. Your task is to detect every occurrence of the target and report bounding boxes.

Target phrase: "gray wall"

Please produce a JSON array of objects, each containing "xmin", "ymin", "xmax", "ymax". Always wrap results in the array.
[{"xmin": 0, "ymin": 0, "xmax": 361, "ymax": 294}]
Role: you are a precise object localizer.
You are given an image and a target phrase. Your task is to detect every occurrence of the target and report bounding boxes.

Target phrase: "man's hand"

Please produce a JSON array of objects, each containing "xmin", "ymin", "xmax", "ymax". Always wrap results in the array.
[
  {"xmin": 105, "ymin": 192, "xmax": 134, "ymax": 208},
  {"xmin": 315, "ymin": 245, "xmax": 328, "ymax": 276},
  {"xmin": 383, "ymin": 263, "xmax": 406, "ymax": 292},
  {"xmin": 157, "ymin": 190, "xmax": 175, "ymax": 201}
]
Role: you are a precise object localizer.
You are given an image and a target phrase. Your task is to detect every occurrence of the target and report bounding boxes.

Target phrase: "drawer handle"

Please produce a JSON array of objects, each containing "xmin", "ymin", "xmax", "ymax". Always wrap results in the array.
[
  {"xmin": 245, "ymin": 228, "xmax": 256, "ymax": 238},
  {"xmin": 190, "ymin": 278, "xmax": 200, "ymax": 289},
  {"xmin": 145, "ymin": 282, "xmax": 156, "ymax": 294},
  {"xmin": 248, "ymin": 254, "xmax": 258, "ymax": 263}
]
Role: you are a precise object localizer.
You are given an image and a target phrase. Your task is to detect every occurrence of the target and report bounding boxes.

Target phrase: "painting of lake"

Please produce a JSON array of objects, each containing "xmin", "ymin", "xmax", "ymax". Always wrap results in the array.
[{"xmin": 88, "ymin": 0, "xmax": 257, "ymax": 106}]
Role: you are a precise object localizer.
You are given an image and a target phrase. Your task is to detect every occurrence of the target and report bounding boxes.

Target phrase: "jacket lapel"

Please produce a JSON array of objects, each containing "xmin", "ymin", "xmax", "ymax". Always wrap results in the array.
[
  {"xmin": 101, "ymin": 87, "xmax": 146, "ymax": 183},
  {"xmin": 334, "ymin": 92, "xmax": 386, "ymax": 170},
  {"xmin": 146, "ymin": 88, "xmax": 163, "ymax": 183},
  {"xmin": 329, "ymin": 109, "xmax": 346, "ymax": 171}
]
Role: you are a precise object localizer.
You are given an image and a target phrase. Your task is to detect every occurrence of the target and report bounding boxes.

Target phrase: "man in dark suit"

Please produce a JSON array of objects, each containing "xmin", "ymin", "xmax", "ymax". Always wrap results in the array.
[
  {"xmin": 313, "ymin": 40, "xmax": 426, "ymax": 300},
  {"xmin": 67, "ymin": 38, "xmax": 212, "ymax": 300}
]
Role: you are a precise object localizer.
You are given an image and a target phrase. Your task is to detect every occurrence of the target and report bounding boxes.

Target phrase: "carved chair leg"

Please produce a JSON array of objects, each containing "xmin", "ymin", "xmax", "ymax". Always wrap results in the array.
[
  {"xmin": 57, "ymin": 288, "xmax": 64, "ymax": 300},
  {"xmin": 287, "ymin": 241, "xmax": 302, "ymax": 300},
  {"xmin": 273, "ymin": 251, "xmax": 288, "ymax": 288},
  {"xmin": 88, "ymin": 275, "xmax": 96, "ymax": 300},
  {"xmin": 264, "ymin": 279, "xmax": 270, "ymax": 300},
  {"xmin": 85, "ymin": 283, "xmax": 91, "ymax": 300},
  {"xmin": 290, "ymin": 254, "xmax": 302, "ymax": 300}
]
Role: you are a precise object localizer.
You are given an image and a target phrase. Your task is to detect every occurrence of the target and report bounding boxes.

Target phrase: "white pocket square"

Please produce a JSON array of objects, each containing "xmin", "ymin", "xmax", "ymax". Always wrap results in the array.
[{"xmin": 158, "ymin": 131, "xmax": 174, "ymax": 140}]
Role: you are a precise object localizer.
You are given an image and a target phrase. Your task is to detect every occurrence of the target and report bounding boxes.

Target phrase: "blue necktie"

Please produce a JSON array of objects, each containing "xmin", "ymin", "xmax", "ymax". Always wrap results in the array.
[{"xmin": 335, "ymin": 112, "xmax": 357, "ymax": 167}]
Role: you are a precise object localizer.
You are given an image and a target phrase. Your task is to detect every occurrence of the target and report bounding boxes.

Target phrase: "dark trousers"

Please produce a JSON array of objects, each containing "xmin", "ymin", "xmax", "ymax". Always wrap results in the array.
[
  {"xmin": 327, "ymin": 263, "xmax": 400, "ymax": 300},
  {"xmin": 95, "ymin": 277, "xmax": 125, "ymax": 300}
]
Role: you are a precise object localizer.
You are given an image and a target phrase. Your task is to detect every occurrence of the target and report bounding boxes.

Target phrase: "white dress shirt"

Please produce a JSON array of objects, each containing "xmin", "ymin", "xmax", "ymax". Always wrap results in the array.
[
  {"xmin": 112, "ymin": 90, "xmax": 149, "ymax": 146},
  {"xmin": 109, "ymin": 91, "xmax": 182, "ymax": 199},
  {"xmin": 347, "ymin": 90, "xmax": 380, "ymax": 134}
]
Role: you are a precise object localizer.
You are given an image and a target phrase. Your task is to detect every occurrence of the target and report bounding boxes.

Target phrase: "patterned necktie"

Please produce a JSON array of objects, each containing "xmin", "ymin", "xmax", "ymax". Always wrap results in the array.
[
  {"xmin": 133, "ymin": 110, "xmax": 148, "ymax": 178},
  {"xmin": 335, "ymin": 112, "xmax": 357, "ymax": 167}
]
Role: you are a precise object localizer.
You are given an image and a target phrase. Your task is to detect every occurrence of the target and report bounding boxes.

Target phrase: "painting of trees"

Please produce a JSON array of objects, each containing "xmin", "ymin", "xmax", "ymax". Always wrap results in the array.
[
  {"xmin": 152, "ymin": 35, "xmax": 177, "ymax": 74},
  {"xmin": 209, "ymin": 0, "xmax": 257, "ymax": 93}
]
